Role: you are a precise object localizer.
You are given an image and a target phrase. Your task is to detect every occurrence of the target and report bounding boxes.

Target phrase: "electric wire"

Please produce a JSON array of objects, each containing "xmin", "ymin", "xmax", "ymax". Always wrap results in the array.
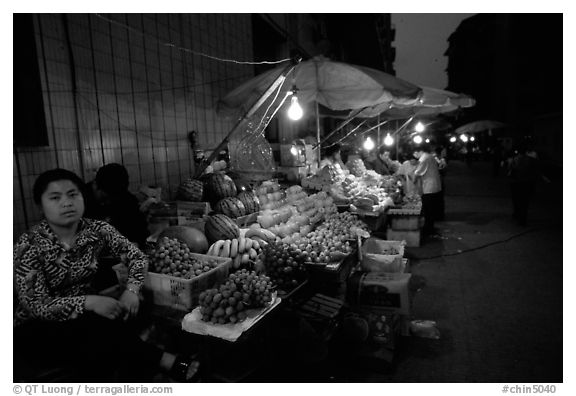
[{"xmin": 95, "ymin": 14, "xmax": 292, "ymax": 66}]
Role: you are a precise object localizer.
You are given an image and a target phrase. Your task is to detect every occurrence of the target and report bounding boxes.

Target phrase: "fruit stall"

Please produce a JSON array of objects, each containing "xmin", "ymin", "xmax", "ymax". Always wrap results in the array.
[{"xmin": 126, "ymin": 154, "xmax": 426, "ymax": 380}]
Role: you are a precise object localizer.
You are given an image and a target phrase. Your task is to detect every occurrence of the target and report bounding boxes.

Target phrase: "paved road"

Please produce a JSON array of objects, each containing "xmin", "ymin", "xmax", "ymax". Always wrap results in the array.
[{"xmin": 359, "ymin": 160, "xmax": 563, "ymax": 382}]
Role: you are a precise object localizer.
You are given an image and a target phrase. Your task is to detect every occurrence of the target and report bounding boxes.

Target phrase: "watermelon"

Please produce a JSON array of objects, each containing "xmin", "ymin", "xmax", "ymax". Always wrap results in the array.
[
  {"xmin": 203, "ymin": 173, "xmax": 237, "ymax": 204},
  {"xmin": 204, "ymin": 214, "xmax": 240, "ymax": 244},
  {"xmin": 177, "ymin": 178, "xmax": 204, "ymax": 202},
  {"xmin": 214, "ymin": 197, "xmax": 246, "ymax": 218},
  {"xmin": 237, "ymin": 191, "xmax": 261, "ymax": 214},
  {"xmin": 157, "ymin": 225, "xmax": 209, "ymax": 253}
]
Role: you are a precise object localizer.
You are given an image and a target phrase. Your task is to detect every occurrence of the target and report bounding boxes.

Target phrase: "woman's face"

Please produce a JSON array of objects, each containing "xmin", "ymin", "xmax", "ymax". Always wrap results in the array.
[{"xmin": 41, "ymin": 180, "xmax": 85, "ymax": 228}]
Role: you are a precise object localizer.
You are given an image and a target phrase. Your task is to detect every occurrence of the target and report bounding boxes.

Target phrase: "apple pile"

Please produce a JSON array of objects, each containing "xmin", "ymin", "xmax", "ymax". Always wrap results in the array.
[
  {"xmin": 150, "ymin": 237, "xmax": 220, "ymax": 278},
  {"xmin": 198, "ymin": 269, "xmax": 274, "ymax": 324}
]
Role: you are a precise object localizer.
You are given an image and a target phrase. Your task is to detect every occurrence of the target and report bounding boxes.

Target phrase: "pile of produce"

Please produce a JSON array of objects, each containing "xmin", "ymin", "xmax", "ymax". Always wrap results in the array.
[
  {"xmin": 346, "ymin": 158, "xmax": 368, "ymax": 177},
  {"xmin": 260, "ymin": 241, "xmax": 308, "ymax": 290},
  {"xmin": 197, "ymin": 270, "xmax": 274, "ymax": 324},
  {"xmin": 205, "ymin": 228, "xmax": 275, "ymax": 269},
  {"xmin": 149, "ymin": 237, "xmax": 220, "ymax": 278}
]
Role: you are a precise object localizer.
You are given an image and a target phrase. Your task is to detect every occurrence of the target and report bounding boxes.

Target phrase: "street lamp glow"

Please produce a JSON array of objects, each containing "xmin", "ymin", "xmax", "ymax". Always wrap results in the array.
[
  {"xmin": 363, "ymin": 137, "xmax": 375, "ymax": 150},
  {"xmin": 413, "ymin": 135, "xmax": 423, "ymax": 144},
  {"xmin": 470, "ymin": 136, "xmax": 476, "ymax": 142},
  {"xmin": 287, "ymin": 95, "xmax": 303, "ymax": 120},
  {"xmin": 450, "ymin": 136, "xmax": 457, "ymax": 143},
  {"xmin": 415, "ymin": 122, "xmax": 425, "ymax": 133},
  {"xmin": 384, "ymin": 133, "xmax": 394, "ymax": 146}
]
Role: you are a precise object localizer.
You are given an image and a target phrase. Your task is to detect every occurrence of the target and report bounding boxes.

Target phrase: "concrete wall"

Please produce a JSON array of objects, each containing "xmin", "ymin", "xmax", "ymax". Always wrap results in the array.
[{"xmin": 13, "ymin": 13, "xmax": 255, "ymax": 238}]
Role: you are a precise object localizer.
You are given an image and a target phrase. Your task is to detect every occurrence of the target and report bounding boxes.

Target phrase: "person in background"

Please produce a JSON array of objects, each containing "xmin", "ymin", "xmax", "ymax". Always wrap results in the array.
[
  {"xmin": 396, "ymin": 149, "xmax": 421, "ymax": 196},
  {"xmin": 367, "ymin": 146, "xmax": 400, "ymax": 176},
  {"xmin": 433, "ymin": 146, "xmax": 448, "ymax": 220},
  {"xmin": 507, "ymin": 145, "xmax": 550, "ymax": 226},
  {"xmin": 85, "ymin": 163, "xmax": 149, "ymax": 248},
  {"xmin": 413, "ymin": 144, "xmax": 443, "ymax": 235},
  {"xmin": 13, "ymin": 169, "xmax": 200, "ymax": 382},
  {"xmin": 320, "ymin": 143, "xmax": 347, "ymax": 173}
]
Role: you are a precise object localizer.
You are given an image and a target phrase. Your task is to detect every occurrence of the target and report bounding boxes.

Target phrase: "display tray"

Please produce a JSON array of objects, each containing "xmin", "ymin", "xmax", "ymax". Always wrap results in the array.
[{"xmin": 181, "ymin": 293, "xmax": 281, "ymax": 342}]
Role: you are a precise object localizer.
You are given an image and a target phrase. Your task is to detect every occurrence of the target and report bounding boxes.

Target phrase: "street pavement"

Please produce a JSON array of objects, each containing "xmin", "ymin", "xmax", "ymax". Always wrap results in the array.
[{"xmin": 355, "ymin": 159, "xmax": 563, "ymax": 382}]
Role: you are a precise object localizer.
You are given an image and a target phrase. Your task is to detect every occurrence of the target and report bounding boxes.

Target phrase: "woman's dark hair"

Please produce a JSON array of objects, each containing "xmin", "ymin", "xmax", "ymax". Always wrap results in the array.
[
  {"xmin": 95, "ymin": 163, "xmax": 129, "ymax": 196},
  {"xmin": 324, "ymin": 144, "xmax": 341, "ymax": 158},
  {"xmin": 33, "ymin": 168, "xmax": 86, "ymax": 205}
]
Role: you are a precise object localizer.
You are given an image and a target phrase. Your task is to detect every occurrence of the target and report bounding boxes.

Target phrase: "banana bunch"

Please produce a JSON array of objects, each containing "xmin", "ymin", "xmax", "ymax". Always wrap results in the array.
[{"xmin": 206, "ymin": 228, "xmax": 276, "ymax": 269}]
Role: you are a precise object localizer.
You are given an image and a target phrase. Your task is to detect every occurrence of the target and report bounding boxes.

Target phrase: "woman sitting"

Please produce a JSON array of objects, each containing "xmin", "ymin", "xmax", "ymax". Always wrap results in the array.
[{"xmin": 13, "ymin": 168, "xmax": 199, "ymax": 382}]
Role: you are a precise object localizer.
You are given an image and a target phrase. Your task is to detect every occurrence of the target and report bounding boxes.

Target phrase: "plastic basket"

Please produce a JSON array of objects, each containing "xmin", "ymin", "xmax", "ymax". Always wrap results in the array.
[{"xmin": 144, "ymin": 253, "xmax": 232, "ymax": 311}]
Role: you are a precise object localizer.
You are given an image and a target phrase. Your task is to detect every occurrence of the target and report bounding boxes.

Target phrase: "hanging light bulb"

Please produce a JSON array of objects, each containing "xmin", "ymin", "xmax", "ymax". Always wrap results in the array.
[
  {"xmin": 363, "ymin": 137, "xmax": 375, "ymax": 150},
  {"xmin": 470, "ymin": 136, "xmax": 476, "ymax": 142},
  {"xmin": 460, "ymin": 134, "xmax": 469, "ymax": 143},
  {"xmin": 415, "ymin": 121, "xmax": 425, "ymax": 133},
  {"xmin": 287, "ymin": 87, "xmax": 303, "ymax": 121},
  {"xmin": 413, "ymin": 135, "xmax": 423, "ymax": 144},
  {"xmin": 450, "ymin": 136, "xmax": 457, "ymax": 143},
  {"xmin": 384, "ymin": 133, "xmax": 394, "ymax": 147},
  {"xmin": 290, "ymin": 145, "xmax": 298, "ymax": 156}
]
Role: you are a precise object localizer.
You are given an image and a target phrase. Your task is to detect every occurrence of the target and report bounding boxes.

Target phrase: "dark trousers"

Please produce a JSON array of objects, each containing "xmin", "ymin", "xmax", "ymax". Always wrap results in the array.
[
  {"xmin": 14, "ymin": 313, "xmax": 163, "ymax": 382},
  {"xmin": 422, "ymin": 192, "xmax": 442, "ymax": 233},
  {"xmin": 510, "ymin": 182, "xmax": 534, "ymax": 226}
]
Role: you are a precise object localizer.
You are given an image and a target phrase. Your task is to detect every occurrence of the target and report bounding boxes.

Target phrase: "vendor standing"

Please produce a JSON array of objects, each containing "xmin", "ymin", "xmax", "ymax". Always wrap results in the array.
[
  {"xmin": 396, "ymin": 149, "xmax": 421, "ymax": 196},
  {"xmin": 13, "ymin": 168, "xmax": 200, "ymax": 382},
  {"xmin": 413, "ymin": 144, "xmax": 442, "ymax": 235}
]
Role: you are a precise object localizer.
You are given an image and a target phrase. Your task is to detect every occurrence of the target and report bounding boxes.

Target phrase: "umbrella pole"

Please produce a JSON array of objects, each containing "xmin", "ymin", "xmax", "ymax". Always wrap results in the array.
[
  {"xmin": 315, "ymin": 101, "xmax": 321, "ymax": 168},
  {"xmin": 194, "ymin": 62, "xmax": 296, "ymax": 178}
]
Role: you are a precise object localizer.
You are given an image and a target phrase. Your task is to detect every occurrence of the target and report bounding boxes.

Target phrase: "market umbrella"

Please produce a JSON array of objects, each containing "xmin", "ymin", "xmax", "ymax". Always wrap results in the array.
[
  {"xmin": 455, "ymin": 120, "xmax": 507, "ymax": 135},
  {"xmin": 216, "ymin": 55, "xmax": 423, "ymax": 116},
  {"xmin": 354, "ymin": 86, "xmax": 475, "ymax": 119}
]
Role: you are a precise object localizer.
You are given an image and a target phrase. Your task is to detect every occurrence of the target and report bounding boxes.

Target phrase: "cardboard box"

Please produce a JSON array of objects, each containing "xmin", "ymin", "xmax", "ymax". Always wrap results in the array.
[
  {"xmin": 360, "ymin": 238, "xmax": 405, "ymax": 273},
  {"xmin": 347, "ymin": 272, "xmax": 412, "ymax": 316}
]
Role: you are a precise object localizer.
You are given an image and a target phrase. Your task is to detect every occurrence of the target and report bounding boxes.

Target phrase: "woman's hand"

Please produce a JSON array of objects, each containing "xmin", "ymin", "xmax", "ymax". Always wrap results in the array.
[
  {"xmin": 85, "ymin": 295, "xmax": 125, "ymax": 320},
  {"xmin": 119, "ymin": 290, "xmax": 140, "ymax": 320}
]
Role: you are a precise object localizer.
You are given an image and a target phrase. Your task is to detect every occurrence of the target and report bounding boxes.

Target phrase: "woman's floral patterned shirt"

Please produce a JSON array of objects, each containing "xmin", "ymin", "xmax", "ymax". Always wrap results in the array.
[{"xmin": 14, "ymin": 218, "xmax": 148, "ymax": 327}]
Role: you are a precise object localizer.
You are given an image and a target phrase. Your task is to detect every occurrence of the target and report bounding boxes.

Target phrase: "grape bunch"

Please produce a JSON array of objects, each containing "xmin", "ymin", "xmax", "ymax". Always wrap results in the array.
[
  {"xmin": 150, "ymin": 237, "xmax": 219, "ymax": 278},
  {"xmin": 198, "ymin": 270, "xmax": 274, "ymax": 324},
  {"xmin": 261, "ymin": 241, "xmax": 307, "ymax": 290}
]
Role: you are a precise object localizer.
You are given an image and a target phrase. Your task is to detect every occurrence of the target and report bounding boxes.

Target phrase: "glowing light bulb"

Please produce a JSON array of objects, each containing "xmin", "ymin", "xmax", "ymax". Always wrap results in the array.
[
  {"xmin": 460, "ymin": 134, "xmax": 469, "ymax": 143},
  {"xmin": 384, "ymin": 133, "xmax": 394, "ymax": 147},
  {"xmin": 290, "ymin": 145, "xmax": 298, "ymax": 156},
  {"xmin": 470, "ymin": 136, "xmax": 476, "ymax": 142},
  {"xmin": 415, "ymin": 122, "xmax": 425, "ymax": 133},
  {"xmin": 413, "ymin": 135, "xmax": 423, "ymax": 144},
  {"xmin": 363, "ymin": 137, "xmax": 375, "ymax": 150},
  {"xmin": 287, "ymin": 95, "xmax": 303, "ymax": 120},
  {"xmin": 425, "ymin": 138, "xmax": 430, "ymax": 143},
  {"xmin": 450, "ymin": 136, "xmax": 457, "ymax": 143}
]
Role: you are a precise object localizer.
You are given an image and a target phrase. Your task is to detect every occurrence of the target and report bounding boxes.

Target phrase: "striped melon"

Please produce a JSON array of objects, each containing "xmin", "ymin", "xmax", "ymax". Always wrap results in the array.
[
  {"xmin": 204, "ymin": 173, "xmax": 237, "ymax": 204},
  {"xmin": 204, "ymin": 214, "xmax": 240, "ymax": 244},
  {"xmin": 177, "ymin": 178, "xmax": 204, "ymax": 202},
  {"xmin": 237, "ymin": 191, "xmax": 261, "ymax": 214},
  {"xmin": 214, "ymin": 197, "xmax": 246, "ymax": 218}
]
